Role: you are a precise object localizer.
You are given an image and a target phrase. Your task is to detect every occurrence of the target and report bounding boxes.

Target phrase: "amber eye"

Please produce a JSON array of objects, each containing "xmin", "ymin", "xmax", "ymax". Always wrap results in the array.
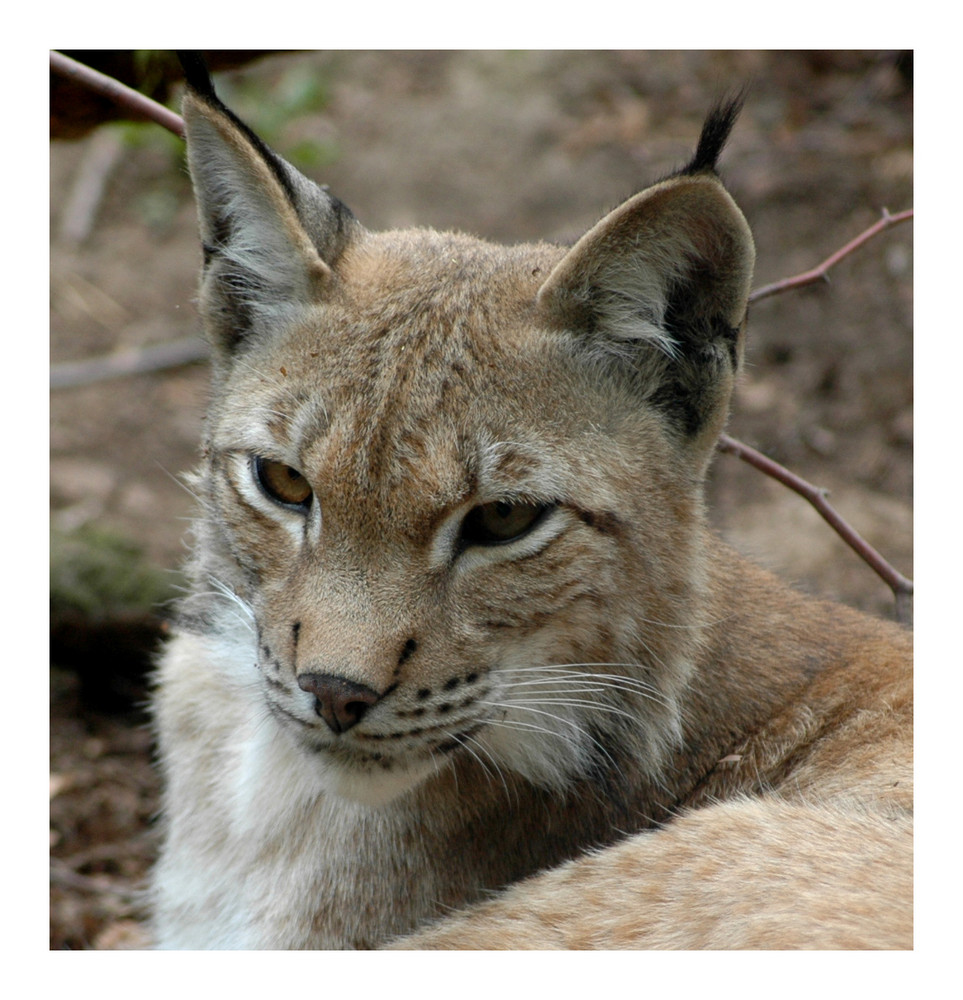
[
  {"xmin": 253, "ymin": 456, "xmax": 312, "ymax": 510},
  {"xmin": 460, "ymin": 500, "xmax": 551, "ymax": 548}
]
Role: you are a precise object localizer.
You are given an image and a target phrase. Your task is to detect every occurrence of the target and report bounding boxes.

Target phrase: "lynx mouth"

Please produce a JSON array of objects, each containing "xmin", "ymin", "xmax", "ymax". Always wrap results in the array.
[
  {"xmin": 265, "ymin": 682, "xmax": 497, "ymax": 799},
  {"xmin": 290, "ymin": 710, "xmax": 492, "ymax": 803},
  {"xmin": 302, "ymin": 719, "xmax": 489, "ymax": 769}
]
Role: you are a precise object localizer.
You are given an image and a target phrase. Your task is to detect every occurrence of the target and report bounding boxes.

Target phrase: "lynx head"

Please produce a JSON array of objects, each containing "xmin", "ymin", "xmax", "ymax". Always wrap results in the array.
[{"xmin": 177, "ymin": 55, "xmax": 754, "ymax": 806}]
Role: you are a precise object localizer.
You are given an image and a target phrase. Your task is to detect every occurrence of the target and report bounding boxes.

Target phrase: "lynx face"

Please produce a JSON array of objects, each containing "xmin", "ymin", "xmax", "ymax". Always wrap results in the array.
[{"xmin": 178, "ymin": 84, "xmax": 752, "ymax": 806}]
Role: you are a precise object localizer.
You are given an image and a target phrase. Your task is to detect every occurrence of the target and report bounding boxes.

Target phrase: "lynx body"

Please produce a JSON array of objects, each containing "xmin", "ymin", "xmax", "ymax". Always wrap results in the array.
[{"xmin": 151, "ymin": 64, "xmax": 912, "ymax": 949}]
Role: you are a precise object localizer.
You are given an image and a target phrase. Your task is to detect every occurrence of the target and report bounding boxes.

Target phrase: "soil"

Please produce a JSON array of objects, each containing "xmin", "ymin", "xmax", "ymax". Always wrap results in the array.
[{"xmin": 49, "ymin": 50, "xmax": 913, "ymax": 949}]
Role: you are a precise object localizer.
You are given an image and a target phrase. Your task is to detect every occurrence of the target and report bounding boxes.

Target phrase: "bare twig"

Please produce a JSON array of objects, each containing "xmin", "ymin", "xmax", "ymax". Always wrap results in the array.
[
  {"xmin": 717, "ymin": 433, "xmax": 913, "ymax": 622},
  {"xmin": 50, "ymin": 337, "xmax": 208, "ymax": 389},
  {"xmin": 749, "ymin": 209, "xmax": 913, "ymax": 304},
  {"xmin": 50, "ymin": 50, "xmax": 185, "ymax": 138}
]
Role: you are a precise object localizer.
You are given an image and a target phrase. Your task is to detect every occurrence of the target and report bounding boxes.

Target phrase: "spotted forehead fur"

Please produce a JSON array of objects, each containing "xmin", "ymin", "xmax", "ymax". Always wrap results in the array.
[{"xmin": 214, "ymin": 229, "xmax": 592, "ymax": 508}]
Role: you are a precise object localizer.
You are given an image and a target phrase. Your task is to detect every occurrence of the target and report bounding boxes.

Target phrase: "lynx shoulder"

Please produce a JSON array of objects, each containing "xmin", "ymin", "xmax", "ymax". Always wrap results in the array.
[{"xmin": 150, "ymin": 58, "xmax": 912, "ymax": 950}]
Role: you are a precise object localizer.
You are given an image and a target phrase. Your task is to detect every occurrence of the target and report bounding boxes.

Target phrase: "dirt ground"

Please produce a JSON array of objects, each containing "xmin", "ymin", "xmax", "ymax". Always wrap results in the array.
[{"xmin": 49, "ymin": 50, "xmax": 913, "ymax": 949}]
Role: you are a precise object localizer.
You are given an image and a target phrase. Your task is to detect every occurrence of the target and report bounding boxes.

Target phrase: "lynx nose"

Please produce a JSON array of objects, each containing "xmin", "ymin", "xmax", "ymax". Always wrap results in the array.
[{"xmin": 297, "ymin": 673, "xmax": 382, "ymax": 734}]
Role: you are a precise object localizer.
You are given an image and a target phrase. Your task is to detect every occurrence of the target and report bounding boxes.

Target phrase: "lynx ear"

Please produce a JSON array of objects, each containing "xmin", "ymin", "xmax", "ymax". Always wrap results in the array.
[
  {"xmin": 537, "ymin": 122, "xmax": 754, "ymax": 457},
  {"xmin": 180, "ymin": 60, "xmax": 359, "ymax": 355}
]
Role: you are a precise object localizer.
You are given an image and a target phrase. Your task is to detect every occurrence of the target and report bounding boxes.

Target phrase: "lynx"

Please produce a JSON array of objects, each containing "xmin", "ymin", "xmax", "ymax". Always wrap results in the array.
[{"xmin": 150, "ymin": 56, "xmax": 912, "ymax": 949}]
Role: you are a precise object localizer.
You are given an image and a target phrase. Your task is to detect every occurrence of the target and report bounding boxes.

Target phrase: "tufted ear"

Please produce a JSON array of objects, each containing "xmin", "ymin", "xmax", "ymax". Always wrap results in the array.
[
  {"xmin": 178, "ymin": 53, "xmax": 360, "ymax": 357},
  {"xmin": 536, "ymin": 103, "xmax": 755, "ymax": 461}
]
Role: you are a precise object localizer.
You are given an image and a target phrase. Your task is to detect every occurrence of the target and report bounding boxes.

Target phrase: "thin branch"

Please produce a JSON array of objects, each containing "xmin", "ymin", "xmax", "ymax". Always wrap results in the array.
[
  {"xmin": 717, "ymin": 433, "xmax": 913, "ymax": 621},
  {"xmin": 50, "ymin": 337, "xmax": 208, "ymax": 389},
  {"xmin": 50, "ymin": 50, "xmax": 185, "ymax": 138},
  {"xmin": 749, "ymin": 208, "xmax": 913, "ymax": 304}
]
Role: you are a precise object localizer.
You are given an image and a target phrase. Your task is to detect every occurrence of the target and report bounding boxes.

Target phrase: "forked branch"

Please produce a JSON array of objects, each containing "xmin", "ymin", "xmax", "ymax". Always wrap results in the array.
[{"xmin": 749, "ymin": 208, "xmax": 913, "ymax": 303}]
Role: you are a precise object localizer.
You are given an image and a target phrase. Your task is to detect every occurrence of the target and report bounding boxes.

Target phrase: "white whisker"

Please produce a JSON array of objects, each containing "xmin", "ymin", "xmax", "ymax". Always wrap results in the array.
[
  {"xmin": 456, "ymin": 731, "xmax": 516, "ymax": 805},
  {"xmin": 497, "ymin": 664, "xmax": 673, "ymax": 709},
  {"xmin": 499, "ymin": 696, "xmax": 639, "ymax": 723},
  {"xmin": 479, "ymin": 700, "xmax": 623, "ymax": 778}
]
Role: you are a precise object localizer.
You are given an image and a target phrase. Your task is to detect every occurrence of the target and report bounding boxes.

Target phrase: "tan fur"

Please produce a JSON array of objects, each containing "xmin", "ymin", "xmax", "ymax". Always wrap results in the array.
[{"xmin": 150, "ymin": 83, "xmax": 912, "ymax": 950}]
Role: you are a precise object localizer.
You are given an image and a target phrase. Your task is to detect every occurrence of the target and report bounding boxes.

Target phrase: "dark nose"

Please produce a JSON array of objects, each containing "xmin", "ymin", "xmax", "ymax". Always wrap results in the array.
[{"xmin": 297, "ymin": 673, "xmax": 382, "ymax": 734}]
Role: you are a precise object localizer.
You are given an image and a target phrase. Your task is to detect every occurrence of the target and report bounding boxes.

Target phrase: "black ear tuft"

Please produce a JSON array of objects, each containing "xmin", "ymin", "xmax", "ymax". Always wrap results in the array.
[
  {"xmin": 180, "ymin": 58, "xmax": 363, "ymax": 359},
  {"xmin": 680, "ymin": 92, "xmax": 747, "ymax": 176},
  {"xmin": 178, "ymin": 50, "xmax": 300, "ymax": 206},
  {"xmin": 177, "ymin": 51, "xmax": 218, "ymax": 100}
]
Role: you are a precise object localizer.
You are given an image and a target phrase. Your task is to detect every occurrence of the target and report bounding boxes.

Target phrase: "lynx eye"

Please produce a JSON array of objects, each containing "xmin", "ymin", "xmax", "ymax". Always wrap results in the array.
[
  {"xmin": 253, "ymin": 456, "xmax": 313, "ymax": 510},
  {"xmin": 460, "ymin": 500, "xmax": 551, "ymax": 548}
]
